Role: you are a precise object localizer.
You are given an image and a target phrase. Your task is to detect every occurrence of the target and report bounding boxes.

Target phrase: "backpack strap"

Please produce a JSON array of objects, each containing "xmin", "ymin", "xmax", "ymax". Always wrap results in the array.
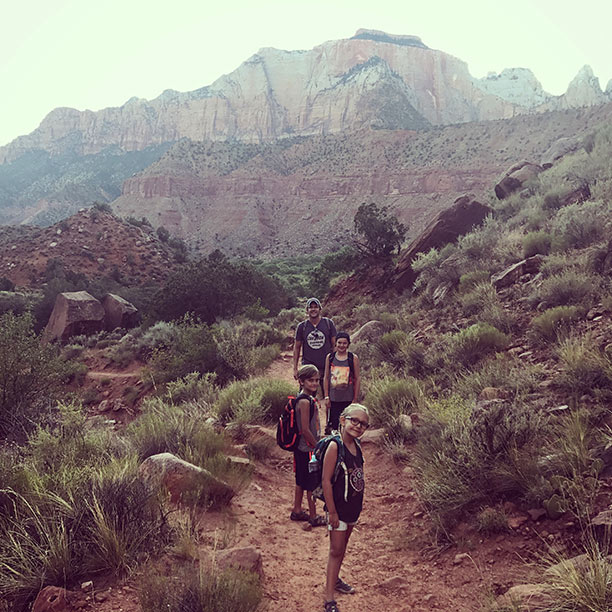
[{"xmin": 295, "ymin": 392, "xmax": 315, "ymax": 420}]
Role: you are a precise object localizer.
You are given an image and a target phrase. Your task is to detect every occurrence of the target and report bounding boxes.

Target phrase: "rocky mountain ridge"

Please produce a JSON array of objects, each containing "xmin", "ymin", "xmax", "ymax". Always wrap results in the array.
[{"xmin": 1, "ymin": 30, "xmax": 610, "ymax": 163}]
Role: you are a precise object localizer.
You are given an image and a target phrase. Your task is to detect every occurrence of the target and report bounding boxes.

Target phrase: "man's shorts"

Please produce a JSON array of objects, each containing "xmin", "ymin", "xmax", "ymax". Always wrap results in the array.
[{"xmin": 294, "ymin": 449, "xmax": 317, "ymax": 491}]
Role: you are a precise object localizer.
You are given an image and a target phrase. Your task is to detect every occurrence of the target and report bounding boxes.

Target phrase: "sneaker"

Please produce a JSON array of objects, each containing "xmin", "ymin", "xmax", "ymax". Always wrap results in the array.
[
  {"xmin": 335, "ymin": 578, "xmax": 355, "ymax": 594},
  {"xmin": 324, "ymin": 601, "xmax": 340, "ymax": 612}
]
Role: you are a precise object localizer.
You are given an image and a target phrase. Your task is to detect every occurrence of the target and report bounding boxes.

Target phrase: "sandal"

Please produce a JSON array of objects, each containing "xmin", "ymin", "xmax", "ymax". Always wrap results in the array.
[
  {"xmin": 309, "ymin": 515, "xmax": 326, "ymax": 527},
  {"xmin": 324, "ymin": 601, "xmax": 340, "ymax": 612},
  {"xmin": 290, "ymin": 510, "xmax": 310, "ymax": 522}
]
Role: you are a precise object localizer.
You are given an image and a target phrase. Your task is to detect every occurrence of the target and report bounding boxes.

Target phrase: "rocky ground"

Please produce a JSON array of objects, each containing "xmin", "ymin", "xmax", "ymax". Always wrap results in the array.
[{"xmin": 54, "ymin": 350, "xmax": 601, "ymax": 612}]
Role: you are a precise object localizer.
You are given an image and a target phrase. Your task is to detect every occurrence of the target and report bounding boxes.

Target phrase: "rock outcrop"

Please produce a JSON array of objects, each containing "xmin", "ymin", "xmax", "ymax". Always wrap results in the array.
[
  {"xmin": 102, "ymin": 293, "xmax": 139, "ymax": 330},
  {"xmin": 392, "ymin": 195, "xmax": 493, "ymax": 290},
  {"xmin": 138, "ymin": 452, "xmax": 235, "ymax": 507},
  {"xmin": 43, "ymin": 291, "xmax": 105, "ymax": 343},
  {"xmin": 494, "ymin": 160, "xmax": 544, "ymax": 200},
  {"xmin": 43, "ymin": 291, "xmax": 139, "ymax": 342}
]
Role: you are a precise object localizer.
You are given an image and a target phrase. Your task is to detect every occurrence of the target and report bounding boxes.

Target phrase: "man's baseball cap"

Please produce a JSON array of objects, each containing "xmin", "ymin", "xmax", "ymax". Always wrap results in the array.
[{"xmin": 306, "ymin": 297, "xmax": 321, "ymax": 308}]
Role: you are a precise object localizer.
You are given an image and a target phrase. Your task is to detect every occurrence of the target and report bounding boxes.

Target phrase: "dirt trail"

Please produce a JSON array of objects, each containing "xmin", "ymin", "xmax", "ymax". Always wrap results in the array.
[{"xmin": 92, "ymin": 352, "xmax": 541, "ymax": 612}]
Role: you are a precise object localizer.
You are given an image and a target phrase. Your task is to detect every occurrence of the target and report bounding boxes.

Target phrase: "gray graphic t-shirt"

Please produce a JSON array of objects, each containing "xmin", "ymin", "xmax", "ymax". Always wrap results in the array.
[{"xmin": 295, "ymin": 317, "xmax": 337, "ymax": 371}]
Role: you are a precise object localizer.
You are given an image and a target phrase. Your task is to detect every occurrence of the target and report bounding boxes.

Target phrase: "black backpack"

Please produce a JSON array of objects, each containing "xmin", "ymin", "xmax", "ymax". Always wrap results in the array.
[
  {"xmin": 276, "ymin": 393, "xmax": 315, "ymax": 452},
  {"xmin": 309, "ymin": 434, "xmax": 363, "ymax": 502}
]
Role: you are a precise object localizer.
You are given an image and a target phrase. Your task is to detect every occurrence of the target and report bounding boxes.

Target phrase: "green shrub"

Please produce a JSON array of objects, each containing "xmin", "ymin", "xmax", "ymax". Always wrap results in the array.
[
  {"xmin": 531, "ymin": 306, "xmax": 582, "ymax": 341},
  {"xmin": 448, "ymin": 323, "xmax": 509, "ymax": 367},
  {"xmin": 139, "ymin": 566, "xmax": 262, "ymax": 612},
  {"xmin": 523, "ymin": 231, "xmax": 552, "ymax": 257},
  {"xmin": 0, "ymin": 312, "xmax": 73, "ymax": 435},
  {"xmin": 413, "ymin": 401, "xmax": 547, "ymax": 522},
  {"xmin": 364, "ymin": 376, "xmax": 425, "ymax": 428},
  {"xmin": 163, "ymin": 372, "xmax": 219, "ymax": 407},
  {"xmin": 476, "ymin": 507, "xmax": 508, "ymax": 534},
  {"xmin": 529, "ymin": 269, "xmax": 598, "ymax": 308},
  {"xmin": 556, "ymin": 336, "xmax": 612, "ymax": 393},
  {"xmin": 375, "ymin": 330, "xmax": 426, "ymax": 374},
  {"xmin": 458, "ymin": 270, "xmax": 490, "ymax": 293},
  {"xmin": 552, "ymin": 201, "xmax": 611, "ymax": 249}
]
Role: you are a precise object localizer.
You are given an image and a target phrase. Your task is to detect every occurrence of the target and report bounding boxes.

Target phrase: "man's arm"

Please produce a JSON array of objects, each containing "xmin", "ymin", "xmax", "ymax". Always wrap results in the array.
[{"xmin": 293, "ymin": 339, "xmax": 303, "ymax": 379}]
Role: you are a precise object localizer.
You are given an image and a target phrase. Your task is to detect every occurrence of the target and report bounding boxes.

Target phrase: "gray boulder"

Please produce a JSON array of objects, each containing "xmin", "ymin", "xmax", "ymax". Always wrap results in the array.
[
  {"xmin": 102, "ymin": 293, "xmax": 139, "ymax": 330},
  {"xmin": 43, "ymin": 291, "xmax": 105, "ymax": 343},
  {"xmin": 494, "ymin": 161, "xmax": 543, "ymax": 200}
]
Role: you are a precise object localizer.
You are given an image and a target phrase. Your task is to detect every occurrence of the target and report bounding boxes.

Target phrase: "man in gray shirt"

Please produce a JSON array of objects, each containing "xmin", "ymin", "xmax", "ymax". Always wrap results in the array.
[{"xmin": 293, "ymin": 297, "xmax": 336, "ymax": 396}]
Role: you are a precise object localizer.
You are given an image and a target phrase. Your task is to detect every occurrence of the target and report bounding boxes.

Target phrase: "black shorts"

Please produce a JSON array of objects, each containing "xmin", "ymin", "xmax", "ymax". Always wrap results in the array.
[
  {"xmin": 329, "ymin": 400, "xmax": 352, "ymax": 430},
  {"xmin": 294, "ymin": 449, "xmax": 317, "ymax": 491}
]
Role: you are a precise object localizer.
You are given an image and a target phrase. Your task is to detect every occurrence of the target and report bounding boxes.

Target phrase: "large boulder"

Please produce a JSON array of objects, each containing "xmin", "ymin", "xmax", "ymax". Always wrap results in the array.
[
  {"xmin": 102, "ymin": 293, "xmax": 139, "ymax": 330},
  {"xmin": 42, "ymin": 291, "xmax": 105, "ymax": 343},
  {"xmin": 393, "ymin": 194, "xmax": 492, "ymax": 291},
  {"xmin": 139, "ymin": 452, "xmax": 235, "ymax": 507},
  {"xmin": 496, "ymin": 583, "xmax": 553, "ymax": 611},
  {"xmin": 540, "ymin": 136, "xmax": 583, "ymax": 168},
  {"xmin": 494, "ymin": 161, "xmax": 543, "ymax": 200},
  {"xmin": 350, "ymin": 320, "xmax": 385, "ymax": 345}
]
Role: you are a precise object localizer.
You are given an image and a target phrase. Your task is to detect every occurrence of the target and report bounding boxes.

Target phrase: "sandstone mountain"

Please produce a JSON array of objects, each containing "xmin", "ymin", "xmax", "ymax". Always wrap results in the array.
[
  {"xmin": 1, "ymin": 29, "xmax": 612, "ymax": 254},
  {"xmin": 2, "ymin": 29, "xmax": 610, "ymax": 166}
]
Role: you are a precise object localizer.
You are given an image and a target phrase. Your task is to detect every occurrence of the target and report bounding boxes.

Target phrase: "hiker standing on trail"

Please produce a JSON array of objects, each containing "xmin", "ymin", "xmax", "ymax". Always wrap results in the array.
[
  {"xmin": 321, "ymin": 403, "xmax": 369, "ymax": 612},
  {"xmin": 323, "ymin": 332, "xmax": 361, "ymax": 434},
  {"xmin": 290, "ymin": 364, "xmax": 326, "ymax": 528},
  {"xmin": 293, "ymin": 298, "xmax": 336, "ymax": 397}
]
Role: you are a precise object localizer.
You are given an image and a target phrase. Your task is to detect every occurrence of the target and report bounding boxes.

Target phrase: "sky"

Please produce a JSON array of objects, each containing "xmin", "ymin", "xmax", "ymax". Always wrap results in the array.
[{"xmin": 2, "ymin": 0, "xmax": 611, "ymax": 147}]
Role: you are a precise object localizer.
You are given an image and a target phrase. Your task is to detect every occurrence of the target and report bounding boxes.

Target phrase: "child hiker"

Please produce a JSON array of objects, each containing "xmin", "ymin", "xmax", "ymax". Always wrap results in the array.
[
  {"xmin": 290, "ymin": 364, "xmax": 326, "ymax": 527},
  {"xmin": 322, "ymin": 403, "xmax": 370, "ymax": 612},
  {"xmin": 323, "ymin": 331, "xmax": 361, "ymax": 434}
]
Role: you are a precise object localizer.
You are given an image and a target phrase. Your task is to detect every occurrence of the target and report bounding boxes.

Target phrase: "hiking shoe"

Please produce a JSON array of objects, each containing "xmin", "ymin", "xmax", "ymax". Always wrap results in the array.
[
  {"xmin": 309, "ymin": 515, "xmax": 326, "ymax": 527},
  {"xmin": 335, "ymin": 578, "xmax": 355, "ymax": 594},
  {"xmin": 324, "ymin": 601, "xmax": 340, "ymax": 612},
  {"xmin": 290, "ymin": 510, "xmax": 309, "ymax": 522}
]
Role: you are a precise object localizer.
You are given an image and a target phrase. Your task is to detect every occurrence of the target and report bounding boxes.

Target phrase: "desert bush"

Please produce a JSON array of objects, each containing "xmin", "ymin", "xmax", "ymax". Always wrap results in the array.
[
  {"xmin": 523, "ymin": 231, "xmax": 552, "ymax": 257},
  {"xmin": 374, "ymin": 330, "xmax": 426, "ymax": 375},
  {"xmin": 0, "ymin": 291, "xmax": 29, "ymax": 316},
  {"xmin": 453, "ymin": 354, "xmax": 544, "ymax": 401},
  {"xmin": 413, "ymin": 400, "xmax": 547, "ymax": 522},
  {"xmin": 364, "ymin": 375, "xmax": 425, "ymax": 429},
  {"xmin": 412, "ymin": 244, "xmax": 469, "ymax": 298},
  {"xmin": 215, "ymin": 377, "xmax": 294, "ymax": 425},
  {"xmin": 552, "ymin": 200, "xmax": 611, "ymax": 250},
  {"xmin": 556, "ymin": 336, "xmax": 612, "ymax": 394},
  {"xmin": 447, "ymin": 323, "xmax": 509, "ymax": 368},
  {"xmin": 529, "ymin": 269, "xmax": 598, "ymax": 309},
  {"xmin": 0, "ymin": 312, "xmax": 72, "ymax": 436},
  {"xmin": 458, "ymin": 270, "xmax": 490, "ymax": 293},
  {"xmin": 459, "ymin": 283, "xmax": 518, "ymax": 335},
  {"xmin": 162, "ymin": 372, "xmax": 219, "ymax": 407},
  {"xmin": 476, "ymin": 507, "xmax": 508, "ymax": 534},
  {"xmin": 139, "ymin": 565, "xmax": 262, "ymax": 612},
  {"xmin": 531, "ymin": 306, "xmax": 582, "ymax": 342}
]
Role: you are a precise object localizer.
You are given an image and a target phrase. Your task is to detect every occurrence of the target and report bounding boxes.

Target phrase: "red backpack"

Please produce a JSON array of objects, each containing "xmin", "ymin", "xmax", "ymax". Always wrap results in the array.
[{"xmin": 276, "ymin": 393, "xmax": 315, "ymax": 451}]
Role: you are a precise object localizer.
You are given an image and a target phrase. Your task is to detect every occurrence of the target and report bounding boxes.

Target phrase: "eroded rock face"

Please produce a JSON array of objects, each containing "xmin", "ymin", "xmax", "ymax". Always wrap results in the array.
[
  {"xmin": 392, "ymin": 194, "xmax": 493, "ymax": 290},
  {"xmin": 102, "ymin": 293, "xmax": 139, "ymax": 330},
  {"xmin": 491, "ymin": 255, "xmax": 545, "ymax": 289},
  {"xmin": 494, "ymin": 161, "xmax": 543, "ymax": 200},
  {"xmin": 43, "ymin": 291, "xmax": 105, "ymax": 343}
]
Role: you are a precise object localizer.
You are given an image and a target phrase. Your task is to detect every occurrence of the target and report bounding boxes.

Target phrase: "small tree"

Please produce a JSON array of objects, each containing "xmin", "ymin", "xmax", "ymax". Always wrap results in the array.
[
  {"xmin": 0, "ymin": 312, "xmax": 71, "ymax": 434},
  {"xmin": 353, "ymin": 203, "xmax": 407, "ymax": 258}
]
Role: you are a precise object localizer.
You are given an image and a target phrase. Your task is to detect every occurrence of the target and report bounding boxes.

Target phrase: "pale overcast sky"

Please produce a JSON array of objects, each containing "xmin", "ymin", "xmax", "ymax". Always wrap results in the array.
[{"xmin": 1, "ymin": 0, "xmax": 611, "ymax": 147}]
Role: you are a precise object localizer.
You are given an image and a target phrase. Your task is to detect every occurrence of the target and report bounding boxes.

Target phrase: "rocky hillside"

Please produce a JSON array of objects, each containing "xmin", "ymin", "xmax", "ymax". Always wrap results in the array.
[
  {"xmin": 2, "ymin": 30, "xmax": 610, "ymax": 165},
  {"xmin": 0, "ymin": 208, "xmax": 178, "ymax": 287},
  {"xmin": 112, "ymin": 103, "xmax": 612, "ymax": 257}
]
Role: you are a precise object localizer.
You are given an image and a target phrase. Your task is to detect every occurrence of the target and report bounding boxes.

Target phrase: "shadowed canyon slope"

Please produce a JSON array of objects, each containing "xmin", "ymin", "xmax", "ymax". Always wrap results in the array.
[{"xmin": 112, "ymin": 103, "xmax": 612, "ymax": 257}]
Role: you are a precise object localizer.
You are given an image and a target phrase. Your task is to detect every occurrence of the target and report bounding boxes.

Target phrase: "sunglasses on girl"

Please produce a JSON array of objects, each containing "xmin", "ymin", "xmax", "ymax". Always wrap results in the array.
[{"xmin": 346, "ymin": 416, "xmax": 369, "ymax": 429}]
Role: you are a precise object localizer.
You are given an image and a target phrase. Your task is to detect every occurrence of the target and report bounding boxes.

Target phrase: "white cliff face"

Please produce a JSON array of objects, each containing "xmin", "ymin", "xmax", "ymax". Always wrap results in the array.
[
  {"xmin": 474, "ymin": 68, "xmax": 549, "ymax": 108},
  {"xmin": 1, "ymin": 33, "xmax": 611, "ymax": 163}
]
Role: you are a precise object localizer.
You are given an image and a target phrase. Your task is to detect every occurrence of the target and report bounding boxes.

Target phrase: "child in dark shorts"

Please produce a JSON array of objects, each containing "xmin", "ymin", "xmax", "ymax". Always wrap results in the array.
[{"xmin": 290, "ymin": 364, "xmax": 326, "ymax": 527}]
